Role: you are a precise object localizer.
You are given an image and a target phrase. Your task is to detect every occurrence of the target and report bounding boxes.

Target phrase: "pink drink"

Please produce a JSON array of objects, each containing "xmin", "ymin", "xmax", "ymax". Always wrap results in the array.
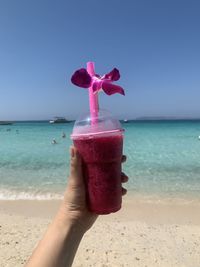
[{"xmin": 73, "ymin": 132, "xmax": 123, "ymax": 214}]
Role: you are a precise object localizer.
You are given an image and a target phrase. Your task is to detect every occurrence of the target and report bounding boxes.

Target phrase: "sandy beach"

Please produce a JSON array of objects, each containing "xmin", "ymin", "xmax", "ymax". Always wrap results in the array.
[{"xmin": 1, "ymin": 196, "xmax": 200, "ymax": 267}]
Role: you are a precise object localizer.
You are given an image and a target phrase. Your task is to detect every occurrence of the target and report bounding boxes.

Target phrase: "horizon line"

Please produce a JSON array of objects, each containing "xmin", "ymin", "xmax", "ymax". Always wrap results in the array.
[{"xmin": 2, "ymin": 117, "xmax": 200, "ymax": 123}]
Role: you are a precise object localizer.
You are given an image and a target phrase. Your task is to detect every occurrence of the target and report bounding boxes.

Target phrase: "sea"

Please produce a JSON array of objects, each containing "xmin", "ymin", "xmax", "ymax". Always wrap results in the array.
[{"xmin": 0, "ymin": 120, "xmax": 200, "ymax": 201}]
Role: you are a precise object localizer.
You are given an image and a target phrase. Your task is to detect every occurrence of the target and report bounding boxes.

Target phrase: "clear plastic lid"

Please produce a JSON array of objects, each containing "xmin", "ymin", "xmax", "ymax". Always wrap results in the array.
[{"xmin": 71, "ymin": 109, "xmax": 124, "ymax": 139}]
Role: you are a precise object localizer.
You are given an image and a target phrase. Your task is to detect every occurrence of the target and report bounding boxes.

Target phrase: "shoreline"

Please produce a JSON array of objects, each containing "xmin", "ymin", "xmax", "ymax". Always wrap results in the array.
[
  {"xmin": 1, "ymin": 195, "xmax": 200, "ymax": 224},
  {"xmin": 1, "ymin": 188, "xmax": 200, "ymax": 202}
]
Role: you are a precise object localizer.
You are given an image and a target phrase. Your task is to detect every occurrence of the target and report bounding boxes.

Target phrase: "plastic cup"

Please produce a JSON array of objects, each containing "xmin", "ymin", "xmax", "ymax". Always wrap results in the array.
[{"xmin": 71, "ymin": 109, "xmax": 124, "ymax": 214}]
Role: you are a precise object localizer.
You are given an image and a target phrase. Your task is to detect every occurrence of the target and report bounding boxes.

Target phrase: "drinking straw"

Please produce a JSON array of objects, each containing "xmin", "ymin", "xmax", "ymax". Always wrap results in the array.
[{"xmin": 87, "ymin": 62, "xmax": 99, "ymax": 125}]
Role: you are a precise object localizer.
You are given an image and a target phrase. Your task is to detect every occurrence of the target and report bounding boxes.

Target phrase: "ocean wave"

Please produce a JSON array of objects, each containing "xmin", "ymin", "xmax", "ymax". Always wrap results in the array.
[
  {"xmin": 0, "ymin": 160, "xmax": 67, "ymax": 171},
  {"xmin": 0, "ymin": 189, "xmax": 63, "ymax": 200}
]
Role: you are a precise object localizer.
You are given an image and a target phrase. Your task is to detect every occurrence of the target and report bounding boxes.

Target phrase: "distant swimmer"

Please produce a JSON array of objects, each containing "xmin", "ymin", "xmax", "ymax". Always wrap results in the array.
[
  {"xmin": 62, "ymin": 132, "xmax": 66, "ymax": 138},
  {"xmin": 52, "ymin": 139, "xmax": 57, "ymax": 144}
]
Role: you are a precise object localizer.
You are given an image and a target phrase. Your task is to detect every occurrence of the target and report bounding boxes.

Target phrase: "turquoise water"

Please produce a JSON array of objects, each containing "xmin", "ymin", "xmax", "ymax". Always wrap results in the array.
[{"xmin": 0, "ymin": 121, "xmax": 200, "ymax": 199}]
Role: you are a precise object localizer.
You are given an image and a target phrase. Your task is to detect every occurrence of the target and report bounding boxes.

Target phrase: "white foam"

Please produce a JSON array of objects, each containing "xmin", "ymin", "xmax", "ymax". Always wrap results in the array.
[{"xmin": 0, "ymin": 189, "xmax": 62, "ymax": 200}]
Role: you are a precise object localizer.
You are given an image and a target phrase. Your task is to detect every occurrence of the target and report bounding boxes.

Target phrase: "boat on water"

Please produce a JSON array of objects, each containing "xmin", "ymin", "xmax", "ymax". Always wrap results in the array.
[
  {"xmin": 49, "ymin": 117, "xmax": 71, "ymax": 124},
  {"xmin": 0, "ymin": 121, "xmax": 13, "ymax": 125},
  {"xmin": 121, "ymin": 119, "xmax": 135, "ymax": 123}
]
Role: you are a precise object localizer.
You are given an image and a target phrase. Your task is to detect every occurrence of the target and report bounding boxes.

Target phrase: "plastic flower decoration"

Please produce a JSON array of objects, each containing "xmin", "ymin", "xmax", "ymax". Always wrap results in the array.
[{"xmin": 71, "ymin": 68, "xmax": 125, "ymax": 96}]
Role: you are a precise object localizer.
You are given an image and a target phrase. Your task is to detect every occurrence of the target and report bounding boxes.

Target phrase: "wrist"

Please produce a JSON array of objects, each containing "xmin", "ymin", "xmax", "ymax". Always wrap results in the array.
[
  {"xmin": 54, "ymin": 207, "xmax": 87, "ymax": 236},
  {"xmin": 52, "ymin": 215, "xmax": 86, "ymax": 245}
]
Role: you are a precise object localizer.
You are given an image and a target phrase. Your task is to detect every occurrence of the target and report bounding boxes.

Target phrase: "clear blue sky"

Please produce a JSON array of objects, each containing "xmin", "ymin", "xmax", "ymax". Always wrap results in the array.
[{"xmin": 0, "ymin": 0, "xmax": 200, "ymax": 120}]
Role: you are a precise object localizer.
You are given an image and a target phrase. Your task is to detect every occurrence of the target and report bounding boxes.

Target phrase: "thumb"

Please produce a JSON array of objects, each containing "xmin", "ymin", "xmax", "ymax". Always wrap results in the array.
[{"xmin": 69, "ymin": 146, "xmax": 84, "ymax": 186}]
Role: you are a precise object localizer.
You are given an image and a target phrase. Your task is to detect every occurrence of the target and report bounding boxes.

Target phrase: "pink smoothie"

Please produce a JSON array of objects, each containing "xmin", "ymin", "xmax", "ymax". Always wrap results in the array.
[{"xmin": 73, "ymin": 133, "xmax": 123, "ymax": 214}]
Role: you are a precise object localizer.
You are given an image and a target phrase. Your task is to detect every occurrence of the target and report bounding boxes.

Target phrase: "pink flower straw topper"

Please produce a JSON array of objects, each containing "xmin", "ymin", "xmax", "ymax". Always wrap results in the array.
[
  {"xmin": 71, "ymin": 66, "xmax": 125, "ymax": 96},
  {"xmin": 71, "ymin": 62, "xmax": 125, "ymax": 125}
]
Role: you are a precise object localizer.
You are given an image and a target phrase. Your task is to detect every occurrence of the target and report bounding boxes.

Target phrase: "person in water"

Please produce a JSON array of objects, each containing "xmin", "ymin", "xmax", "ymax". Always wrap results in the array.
[
  {"xmin": 62, "ymin": 132, "xmax": 66, "ymax": 138},
  {"xmin": 51, "ymin": 139, "xmax": 57, "ymax": 144},
  {"xmin": 25, "ymin": 146, "xmax": 128, "ymax": 267}
]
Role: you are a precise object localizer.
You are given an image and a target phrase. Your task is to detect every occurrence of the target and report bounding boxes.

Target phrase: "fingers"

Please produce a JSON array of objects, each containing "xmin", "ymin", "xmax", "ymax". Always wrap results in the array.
[
  {"xmin": 121, "ymin": 155, "xmax": 127, "ymax": 163},
  {"xmin": 121, "ymin": 172, "xmax": 128, "ymax": 183},
  {"xmin": 69, "ymin": 146, "xmax": 84, "ymax": 186},
  {"xmin": 121, "ymin": 172, "xmax": 128, "ymax": 196},
  {"xmin": 122, "ymin": 187, "xmax": 127, "ymax": 196},
  {"xmin": 121, "ymin": 155, "xmax": 128, "ymax": 195}
]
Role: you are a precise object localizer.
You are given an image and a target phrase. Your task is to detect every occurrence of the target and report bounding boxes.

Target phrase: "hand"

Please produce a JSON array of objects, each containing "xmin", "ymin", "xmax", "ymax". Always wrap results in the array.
[{"xmin": 57, "ymin": 146, "xmax": 128, "ymax": 233}]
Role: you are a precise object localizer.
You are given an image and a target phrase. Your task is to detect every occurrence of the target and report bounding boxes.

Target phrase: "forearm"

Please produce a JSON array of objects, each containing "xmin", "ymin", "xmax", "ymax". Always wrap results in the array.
[{"xmin": 25, "ymin": 213, "xmax": 84, "ymax": 267}]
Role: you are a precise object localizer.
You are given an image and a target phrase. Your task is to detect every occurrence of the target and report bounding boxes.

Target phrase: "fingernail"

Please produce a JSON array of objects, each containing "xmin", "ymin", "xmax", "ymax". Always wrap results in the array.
[{"xmin": 70, "ymin": 147, "xmax": 75, "ymax": 158}]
